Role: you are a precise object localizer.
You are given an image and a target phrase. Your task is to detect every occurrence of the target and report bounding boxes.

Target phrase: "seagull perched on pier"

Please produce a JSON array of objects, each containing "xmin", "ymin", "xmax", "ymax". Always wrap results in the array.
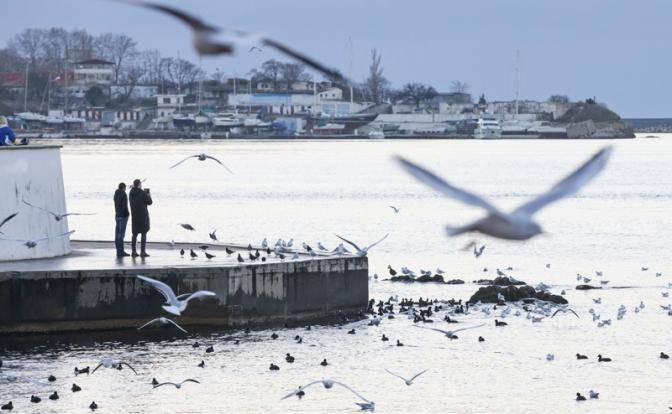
[
  {"xmin": 334, "ymin": 233, "xmax": 389, "ymax": 257},
  {"xmin": 169, "ymin": 154, "xmax": 233, "ymax": 173},
  {"xmin": 153, "ymin": 379, "xmax": 200, "ymax": 389},
  {"xmin": 0, "ymin": 230, "xmax": 75, "ymax": 249},
  {"xmin": 118, "ymin": 1, "xmax": 348, "ymax": 83},
  {"xmin": 138, "ymin": 317, "xmax": 188, "ymax": 334},
  {"xmin": 394, "ymin": 147, "xmax": 612, "ymax": 240},
  {"xmin": 281, "ymin": 379, "xmax": 373, "ymax": 409},
  {"xmin": 0, "ymin": 212, "xmax": 18, "ymax": 234},
  {"xmin": 414, "ymin": 324, "xmax": 485, "ymax": 339},
  {"xmin": 22, "ymin": 199, "xmax": 95, "ymax": 221},
  {"xmin": 137, "ymin": 275, "xmax": 216, "ymax": 316},
  {"xmin": 91, "ymin": 358, "xmax": 138, "ymax": 375},
  {"xmin": 385, "ymin": 369, "xmax": 427, "ymax": 386}
]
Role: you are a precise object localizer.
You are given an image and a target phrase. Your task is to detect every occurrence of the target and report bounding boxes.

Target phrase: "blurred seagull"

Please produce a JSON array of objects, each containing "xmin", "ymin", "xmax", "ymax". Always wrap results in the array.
[
  {"xmin": 281, "ymin": 379, "xmax": 373, "ymax": 408},
  {"xmin": 169, "ymin": 154, "xmax": 233, "ymax": 173},
  {"xmin": 249, "ymin": 46, "xmax": 263, "ymax": 52},
  {"xmin": 179, "ymin": 223, "xmax": 196, "ymax": 231},
  {"xmin": 153, "ymin": 379, "xmax": 200, "ymax": 389},
  {"xmin": 22, "ymin": 199, "xmax": 95, "ymax": 221},
  {"xmin": 551, "ymin": 308, "xmax": 579, "ymax": 318},
  {"xmin": 0, "ymin": 212, "xmax": 18, "ymax": 234},
  {"xmin": 0, "ymin": 230, "xmax": 75, "ymax": 249},
  {"xmin": 414, "ymin": 323, "xmax": 485, "ymax": 339},
  {"xmin": 137, "ymin": 275, "xmax": 216, "ymax": 316},
  {"xmin": 389, "ymin": 206, "xmax": 400, "ymax": 213},
  {"xmin": 394, "ymin": 146, "xmax": 612, "ymax": 240},
  {"xmin": 91, "ymin": 358, "xmax": 138, "ymax": 375},
  {"xmin": 334, "ymin": 233, "xmax": 389, "ymax": 257},
  {"xmin": 384, "ymin": 369, "xmax": 427, "ymax": 386},
  {"xmin": 121, "ymin": 1, "xmax": 347, "ymax": 83},
  {"xmin": 473, "ymin": 244, "xmax": 486, "ymax": 258},
  {"xmin": 209, "ymin": 229, "xmax": 218, "ymax": 242},
  {"xmin": 138, "ymin": 317, "xmax": 188, "ymax": 334}
]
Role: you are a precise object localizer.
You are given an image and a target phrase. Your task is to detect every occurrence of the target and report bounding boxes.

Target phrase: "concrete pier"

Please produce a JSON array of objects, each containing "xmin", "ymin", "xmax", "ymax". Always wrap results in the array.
[{"xmin": 0, "ymin": 241, "xmax": 369, "ymax": 334}]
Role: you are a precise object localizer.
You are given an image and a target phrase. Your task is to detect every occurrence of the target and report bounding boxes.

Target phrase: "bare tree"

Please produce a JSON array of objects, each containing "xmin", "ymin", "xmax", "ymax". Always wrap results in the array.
[
  {"xmin": 0, "ymin": 48, "xmax": 26, "ymax": 73},
  {"xmin": 161, "ymin": 57, "xmax": 203, "ymax": 93},
  {"xmin": 94, "ymin": 33, "xmax": 138, "ymax": 83},
  {"xmin": 549, "ymin": 94, "xmax": 569, "ymax": 104},
  {"xmin": 280, "ymin": 62, "xmax": 311, "ymax": 89},
  {"xmin": 136, "ymin": 49, "xmax": 163, "ymax": 85},
  {"xmin": 250, "ymin": 59, "xmax": 284, "ymax": 89},
  {"xmin": 397, "ymin": 83, "xmax": 438, "ymax": 108},
  {"xmin": 8, "ymin": 28, "xmax": 46, "ymax": 66},
  {"xmin": 365, "ymin": 49, "xmax": 389, "ymax": 104},
  {"xmin": 450, "ymin": 80, "xmax": 470, "ymax": 94}
]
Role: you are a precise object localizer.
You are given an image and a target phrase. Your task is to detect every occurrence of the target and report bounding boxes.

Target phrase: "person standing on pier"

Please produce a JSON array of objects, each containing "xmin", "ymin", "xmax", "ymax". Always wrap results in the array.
[
  {"xmin": 114, "ymin": 182, "xmax": 130, "ymax": 258},
  {"xmin": 0, "ymin": 116, "xmax": 16, "ymax": 146},
  {"xmin": 129, "ymin": 179, "xmax": 153, "ymax": 258}
]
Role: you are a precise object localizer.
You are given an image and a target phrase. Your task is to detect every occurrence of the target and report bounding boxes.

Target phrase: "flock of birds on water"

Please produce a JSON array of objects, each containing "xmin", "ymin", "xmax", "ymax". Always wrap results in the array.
[{"xmin": 0, "ymin": 1, "xmax": 670, "ymax": 412}]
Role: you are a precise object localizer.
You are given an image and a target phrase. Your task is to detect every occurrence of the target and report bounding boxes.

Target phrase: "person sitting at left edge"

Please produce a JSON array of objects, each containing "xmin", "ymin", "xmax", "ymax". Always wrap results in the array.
[{"xmin": 0, "ymin": 116, "xmax": 16, "ymax": 146}]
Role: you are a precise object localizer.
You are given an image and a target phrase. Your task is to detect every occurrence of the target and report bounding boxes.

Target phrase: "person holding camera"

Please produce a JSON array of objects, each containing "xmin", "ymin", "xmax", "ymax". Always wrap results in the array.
[{"xmin": 129, "ymin": 179, "xmax": 153, "ymax": 258}]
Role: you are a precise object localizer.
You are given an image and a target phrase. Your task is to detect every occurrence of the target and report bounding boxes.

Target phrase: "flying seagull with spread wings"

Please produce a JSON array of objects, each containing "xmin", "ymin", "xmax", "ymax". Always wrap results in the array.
[
  {"xmin": 385, "ymin": 369, "xmax": 428, "ymax": 386},
  {"xmin": 0, "ymin": 230, "xmax": 75, "ymax": 249},
  {"xmin": 137, "ymin": 275, "xmax": 216, "ymax": 316},
  {"xmin": 334, "ymin": 233, "xmax": 389, "ymax": 257},
  {"xmin": 415, "ymin": 323, "xmax": 485, "ymax": 339},
  {"xmin": 117, "ymin": 1, "xmax": 347, "ymax": 83},
  {"xmin": 22, "ymin": 199, "xmax": 95, "ymax": 221},
  {"xmin": 169, "ymin": 154, "xmax": 233, "ymax": 173},
  {"xmin": 281, "ymin": 379, "xmax": 374, "ymax": 410},
  {"xmin": 138, "ymin": 317, "xmax": 188, "ymax": 334},
  {"xmin": 395, "ymin": 146, "xmax": 612, "ymax": 240}
]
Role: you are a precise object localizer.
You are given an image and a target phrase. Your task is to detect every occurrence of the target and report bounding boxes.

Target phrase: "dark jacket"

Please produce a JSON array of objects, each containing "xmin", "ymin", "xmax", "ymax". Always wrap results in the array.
[
  {"xmin": 0, "ymin": 126, "xmax": 16, "ymax": 146},
  {"xmin": 114, "ymin": 189, "xmax": 130, "ymax": 218},
  {"xmin": 129, "ymin": 187, "xmax": 153, "ymax": 234}
]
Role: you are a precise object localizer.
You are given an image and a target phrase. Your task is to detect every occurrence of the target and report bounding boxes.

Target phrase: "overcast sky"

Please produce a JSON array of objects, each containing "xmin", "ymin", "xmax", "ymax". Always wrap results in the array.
[{"xmin": 2, "ymin": 0, "xmax": 669, "ymax": 117}]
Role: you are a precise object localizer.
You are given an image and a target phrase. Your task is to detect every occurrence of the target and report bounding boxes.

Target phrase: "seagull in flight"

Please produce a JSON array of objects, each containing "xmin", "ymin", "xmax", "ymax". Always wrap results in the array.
[
  {"xmin": 473, "ymin": 244, "xmax": 486, "ymax": 258},
  {"xmin": 414, "ymin": 323, "xmax": 485, "ymax": 339},
  {"xmin": 0, "ymin": 230, "xmax": 75, "ymax": 248},
  {"xmin": 281, "ymin": 379, "xmax": 373, "ymax": 407},
  {"xmin": 138, "ymin": 317, "xmax": 188, "ymax": 334},
  {"xmin": 153, "ymin": 379, "xmax": 200, "ymax": 389},
  {"xmin": 385, "ymin": 369, "xmax": 427, "ymax": 385},
  {"xmin": 389, "ymin": 206, "xmax": 400, "ymax": 214},
  {"xmin": 22, "ymin": 199, "xmax": 95, "ymax": 221},
  {"xmin": 334, "ymin": 233, "xmax": 389, "ymax": 257},
  {"xmin": 169, "ymin": 154, "xmax": 233, "ymax": 173},
  {"xmin": 394, "ymin": 147, "xmax": 612, "ymax": 240},
  {"xmin": 137, "ymin": 275, "xmax": 216, "ymax": 316},
  {"xmin": 0, "ymin": 212, "xmax": 18, "ymax": 235},
  {"xmin": 249, "ymin": 46, "xmax": 263, "ymax": 52},
  {"xmin": 120, "ymin": 1, "xmax": 347, "ymax": 83},
  {"xmin": 551, "ymin": 308, "xmax": 579, "ymax": 318},
  {"xmin": 91, "ymin": 358, "xmax": 138, "ymax": 375}
]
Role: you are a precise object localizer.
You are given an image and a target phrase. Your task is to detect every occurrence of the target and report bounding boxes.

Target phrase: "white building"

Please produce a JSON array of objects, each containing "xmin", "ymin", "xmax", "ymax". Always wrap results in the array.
[
  {"xmin": 318, "ymin": 88, "xmax": 343, "ymax": 100},
  {"xmin": 156, "ymin": 94, "xmax": 185, "ymax": 117},
  {"xmin": 73, "ymin": 59, "xmax": 115, "ymax": 87},
  {"xmin": 227, "ymin": 90, "xmax": 365, "ymax": 115},
  {"xmin": 111, "ymin": 84, "xmax": 159, "ymax": 100}
]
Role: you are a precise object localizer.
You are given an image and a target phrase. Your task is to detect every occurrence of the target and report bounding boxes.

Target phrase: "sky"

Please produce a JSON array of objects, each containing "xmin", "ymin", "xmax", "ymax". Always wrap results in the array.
[{"xmin": 1, "ymin": 0, "xmax": 670, "ymax": 117}]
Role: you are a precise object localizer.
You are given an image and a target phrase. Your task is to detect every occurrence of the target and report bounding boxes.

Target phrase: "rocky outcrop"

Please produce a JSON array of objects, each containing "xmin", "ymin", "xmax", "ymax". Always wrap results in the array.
[
  {"xmin": 389, "ymin": 275, "xmax": 465, "ymax": 284},
  {"xmin": 575, "ymin": 284, "xmax": 602, "ymax": 290},
  {"xmin": 558, "ymin": 103, "xmax": 635, "ymax": 139},
  {"xmin": 468, "ymin": 285, "xmax": 567, "ymax": 305},
  {"xmin": 472, "ymin": 276, "xmax": 526, "ymax": 286}
]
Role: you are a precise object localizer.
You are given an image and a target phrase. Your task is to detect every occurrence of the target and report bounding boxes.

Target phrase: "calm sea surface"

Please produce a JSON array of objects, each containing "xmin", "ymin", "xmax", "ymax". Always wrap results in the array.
[{"xmin": 1, "ymin": 135, "xmax": 671, "ymax": 413}]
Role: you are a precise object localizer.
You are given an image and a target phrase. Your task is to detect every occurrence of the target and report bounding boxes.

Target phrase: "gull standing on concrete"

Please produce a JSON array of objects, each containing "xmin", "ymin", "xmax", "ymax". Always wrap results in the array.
[
  {"xmin": 0, "ymin": 230, "xmax": 75, "ymax": 249},
  {"xmin": 394, "ymin": 147, "xmax": 612, "ymax": 240},
  {"xmin": 137, "ymin": 275, "xmax": 216, "ymax": 316},
  {"xmin": 334, "ymin": 234, "xmax": 389, "ymax": 257},
  {"xmin": 119, "ymin": 1, "xmax": 348, "ymax": 83},
  {"xmin": 22, "ymin": 199, "xmax": 95, "ymax": 221},
  {"xmin": 385, "ymin": 369, "xmax": 427, "ymax": 385},
  {"xmin": 414, "ymin": 324, "xmax": 485, "ymax": 339},
  {"xmin": 0, "ymin": 212, "xmax": 18, "ymax": 234},
  {"xmin": 169, "ymin": 154, "xmax": 233, "ymax": 173},
  {"xmin": 138, "ymin": 317, "xmax": 188, "ymax": 334}
]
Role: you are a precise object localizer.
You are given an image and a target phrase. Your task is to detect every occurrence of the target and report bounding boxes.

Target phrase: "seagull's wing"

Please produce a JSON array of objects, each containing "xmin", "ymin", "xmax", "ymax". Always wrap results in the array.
[
  {"xmin": 262, "ymin": 38, "xmax": 347, "ymax": 84},
  {"xmin": 120, "ymin": 362, "xmax": 138, "ymax": 375},
  {"xmin": 409, "ymin": 369, "xmax": 428, "ymax": 382},
  {"xmin": 395, "ymin": 156, "xmax": 504, "ymax": 216},
  {"xmin": 331, "ymin": 381, "xmax": 372, "ymax": 403},
  {"xmin": 365, "ymin": 233, "xmax": 389, "ymax": 250},
  {"xmin": 281, "ymin": 381, "xmax": 322, "ymax": 400},
  {"xmin": 31, "ymin": 230, "xmax": 75, "ymax": 243},
  {"xmin": 90, "ymin": 363, "xmax": 104, "ymax": 375},
  {"xmin": 0, "ymin": 237, "xmax": 28, "ymax": 243},
  {"xmin": 203, "ymin": 155, "xmax": 234, "ymax": 174},
  {"xmin": 22, "ymin": 199, "xmax": 57, "ymax": 217},
  {"xmin": 0, "ymin": 212, "xmax": 18, "ymax": 229},
  {"xmin": 384, "ymin": 369, "xmax": 408, "ymax": 383},
  {"xmin": 165, "ymin": 318, "xmax": 189, "ymax": 334},
  {"xmin": 413, "ymin": 325, "xmax": 450, "ymax": 335},
  {"xmin": 512, "ymin": 146, "xmax": 612, "ymax": 217},
  {"xmin": 334, "ymin": 234, "xmax": 361, "ymax": 252},
  {"xmin": 126, "ymin": 1, "xmax": 218, "ymax": 32},
  {"xmin": 61, "ymin": 213, "xmax": 96, "ymax": 217},
  {"xmin": 552, "ymin": 308, "xmax": 579, "ymax": 318},
  {"xmin": 137, "ymin": 275, "xmax": 178, "ymax": 305},
  {"xmin": 137, "ymin": 318, "xmax": 161, "ymax": 330},
  {"xmin": 175, "ymin": 293, "xmax": 192, "ymax": 301},
  {"xmin": 183, "ymin": 291, "xmax": 217, "ymax": 303},
  {"xmin": 169, "ymin": 155, "xmax": 198, "ymax": 169},
  {"xmin": 154, "ymin": 382, "xmax": 178, "ymax": 388},
  {"xmin": 451, "ymin": 323, "xmax": 485, "ymax": 334},
  {"xmin": 181, "ymin": 379, "xmax": 200, "ymax": 385}
]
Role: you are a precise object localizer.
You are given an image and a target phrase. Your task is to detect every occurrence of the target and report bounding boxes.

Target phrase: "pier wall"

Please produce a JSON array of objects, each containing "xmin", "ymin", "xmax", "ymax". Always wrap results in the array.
[
  {"xmin": 0, "ymin": 146, "xmax": 71, "ymax": 261},
  {"xmin": 0, "ymin": 256, "xmax": 369, "ymax": 333}
]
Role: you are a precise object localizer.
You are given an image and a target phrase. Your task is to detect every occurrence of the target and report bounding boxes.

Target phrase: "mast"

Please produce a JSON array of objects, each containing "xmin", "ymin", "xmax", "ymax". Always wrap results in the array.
[
  {"xmin": 23, "ymin": 62, "xmax": 29, "ymax": 112},
  {"xmin": 348, "ymin": 36, "xmax": 354, "ymax": 106},
  {"xmin": 514, "ymin": 49, "xmax": 520, "ymax": 117}
]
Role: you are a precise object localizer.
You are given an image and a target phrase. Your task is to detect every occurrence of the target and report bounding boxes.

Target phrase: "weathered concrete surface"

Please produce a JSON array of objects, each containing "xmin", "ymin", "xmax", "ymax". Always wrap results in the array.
[{"xmin": 0, "ymin": 241, "xmax": 369, "ymax": 333}]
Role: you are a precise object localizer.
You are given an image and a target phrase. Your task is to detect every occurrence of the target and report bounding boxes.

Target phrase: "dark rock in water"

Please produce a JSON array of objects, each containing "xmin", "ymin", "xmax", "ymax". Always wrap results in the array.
[
  {"xmin": 416, "ymin": 274, "xmax": 445, "ymax": 283},
  {"xmin": 576, "ymin": 284, "xmax": 602, "ymax": 290},
  {"xmin": 389, "ymin": 275, "xmax": 416, "ymax": 283},
  {"xmin": 473, "ymin": 277, "xmax": 526, "ymax": 286},
  {"xmin": 474, "ymin": 279, "xmax": 494, "ymax": 285},
  {"xmin": 468, "ymin": 284, "xmax": 566, "ymax": 304},
  {"xmin": 445, "ymin": 279, "xmax": 465, "ymax": 285},
  {"xmin": 390, "ymin": 275, "xmax": 459, "ymax": 284}
]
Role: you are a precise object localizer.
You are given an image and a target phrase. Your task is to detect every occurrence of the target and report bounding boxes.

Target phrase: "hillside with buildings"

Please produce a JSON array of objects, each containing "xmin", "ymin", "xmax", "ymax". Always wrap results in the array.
[{"xmin": 0, "ymin": 27, "xmax": 633, "ymax": 139}]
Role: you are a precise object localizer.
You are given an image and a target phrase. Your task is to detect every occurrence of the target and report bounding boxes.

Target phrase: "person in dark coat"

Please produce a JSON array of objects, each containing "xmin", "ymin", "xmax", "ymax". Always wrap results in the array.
[
  {"xmin": 129, "ymin": 179, "xmax": 153, "ymax": 257},
  {"xmin": 113, "ymin": 182, "xmax": 130, "ymax": 258}
]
